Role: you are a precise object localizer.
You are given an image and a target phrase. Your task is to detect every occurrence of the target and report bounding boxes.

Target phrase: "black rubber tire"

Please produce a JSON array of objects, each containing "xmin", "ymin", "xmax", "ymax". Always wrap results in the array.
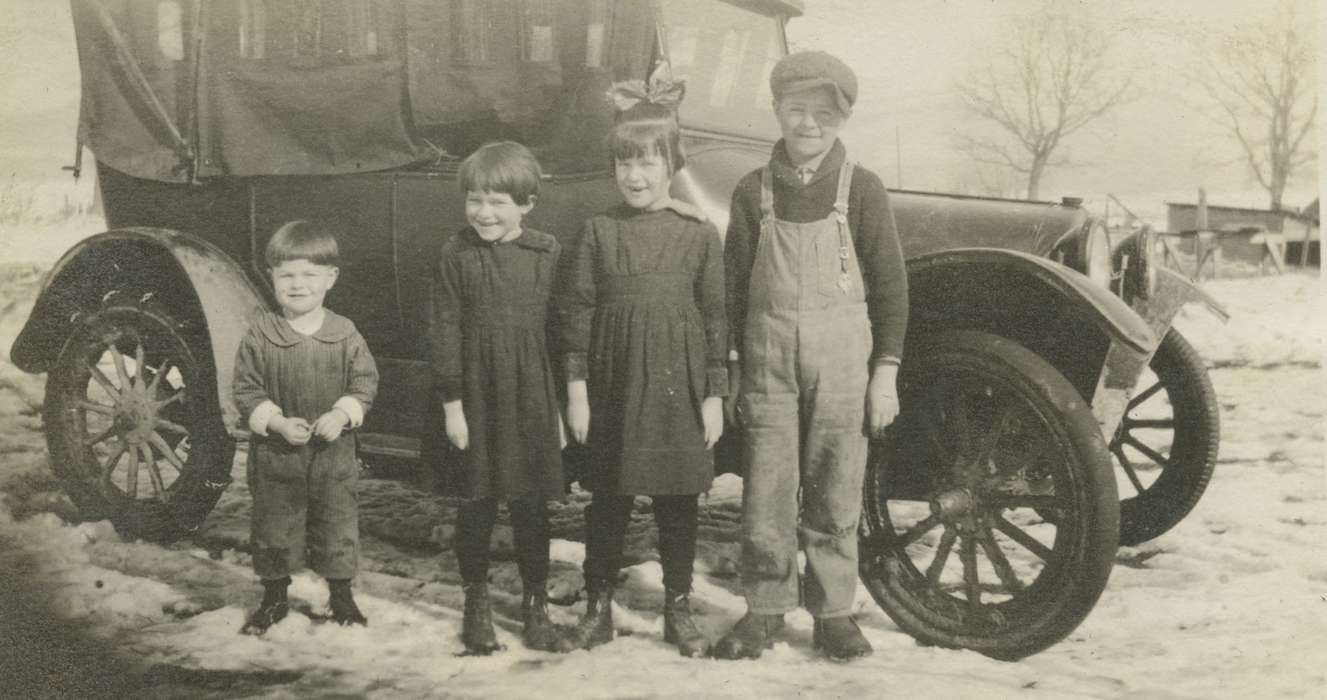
[
  {"xmin": 860, "ymin": 330, "xmax": 1119, "ymax": 661},
  {"xmin": 44, "ymin": 301, "xmax": 234, "ymax": 543},
  {"xmin": 1112, "ymin": 328, "xmax": 1219, "ymax": 546}
]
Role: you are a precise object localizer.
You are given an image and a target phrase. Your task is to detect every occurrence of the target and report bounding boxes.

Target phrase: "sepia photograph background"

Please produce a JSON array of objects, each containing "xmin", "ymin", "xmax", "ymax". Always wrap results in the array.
[{"xmin": 1, "ymin": 1, "xmax": 1322, "ymax": 698}]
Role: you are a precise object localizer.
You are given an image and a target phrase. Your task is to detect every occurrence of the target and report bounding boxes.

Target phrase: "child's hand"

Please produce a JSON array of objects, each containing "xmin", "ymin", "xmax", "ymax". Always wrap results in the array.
[
  {"xmin": 701, "ymin": 396, "xmax": 724, "ymax": 449},
  {"xmin": 443, "ymin": 400, "xmax": 469, "ymax": 450},
  {"xmin": 271, "ymin": 415, "xmax": 312, "ymax": 446},
  {"xmin": 312, "ymin": 409, "xmax": 350, "ymax": 442},
  {"xmin": 865, "ymin": 364, "xmax": 900, "ymax": 438},
  {"xmin": 557, "ymin": 411, "xmax": 568, "ymax": 450},
  {"xmin": 566, "ymin": 380, "xmax": 590, "ymax": 444}
]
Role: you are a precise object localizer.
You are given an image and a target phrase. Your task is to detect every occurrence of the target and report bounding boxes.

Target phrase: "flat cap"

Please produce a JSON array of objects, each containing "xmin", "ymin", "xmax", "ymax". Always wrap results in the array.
[{"xmin": 769, "ymin": 50, "xmax": 857, "ymax": 113}]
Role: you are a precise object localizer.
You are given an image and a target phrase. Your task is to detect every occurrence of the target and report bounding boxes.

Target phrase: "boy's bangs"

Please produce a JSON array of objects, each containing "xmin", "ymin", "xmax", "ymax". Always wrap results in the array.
[{"xmin": 266, "ymin": 220, "xmax": 339, "ymax": 267}]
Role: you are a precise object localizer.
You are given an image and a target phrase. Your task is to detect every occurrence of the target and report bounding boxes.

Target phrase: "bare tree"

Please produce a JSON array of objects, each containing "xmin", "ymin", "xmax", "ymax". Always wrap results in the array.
[
  {"xmin": 1195, "ymin": 5, "xmax": 1316, "ymax": 212},
  {"xmin": 955, "ymin": 1, "xmax": 1132, "ymax": 199}
]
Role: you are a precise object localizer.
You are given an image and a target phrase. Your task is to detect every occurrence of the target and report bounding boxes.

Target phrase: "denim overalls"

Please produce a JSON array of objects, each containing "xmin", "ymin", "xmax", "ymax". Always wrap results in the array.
[{"xmin": 739, "ymin": 160, "xmax": 872, "ymax": 618}]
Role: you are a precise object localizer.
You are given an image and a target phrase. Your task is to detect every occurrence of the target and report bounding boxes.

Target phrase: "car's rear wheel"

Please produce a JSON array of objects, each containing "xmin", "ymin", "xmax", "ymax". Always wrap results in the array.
[
  {"xmin": 1111, "ymin": 328, "xmax": 1219, "ymax": 546},
  {"xmin": 44, "ymin": 300, "xmax": 233, "ymax": 542},
  {"xmin": 860, "ymin": 331, "xmax": 1119, "ymax": 660}
]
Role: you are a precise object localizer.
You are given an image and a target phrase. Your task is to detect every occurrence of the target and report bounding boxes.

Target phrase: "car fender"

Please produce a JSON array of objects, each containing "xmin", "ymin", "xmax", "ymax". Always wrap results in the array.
[
  {"xmin": 10, "ymin": 228, "xmax": 265, "ymax": 432},
  {"xmin": 1134, "ymin": 267, "xmax": 1231, "ymax": 335},
  {"xmin": 908, "ymin": 247, "xmax": 1157, "ymax": 353},
  {"xmin": 904, "ymin": 248, "xmax": 1158, "ymax": 418}
]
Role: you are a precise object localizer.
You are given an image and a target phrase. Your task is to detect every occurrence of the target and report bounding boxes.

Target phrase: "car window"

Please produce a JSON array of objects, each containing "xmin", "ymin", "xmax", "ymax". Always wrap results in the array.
[
  {"xmin": 157, "ymin": 1, "xmax": 185, "ymax": 60},
  {"xmin": 405, "ymin": 0, "xmax": 656, "ymax": 175},
  {"xmin": 659, "ymin": 0, "xmax": 784, "ymax": 139},
  {"xmin": 236, "ymin": 0, "xmax": 392, "ymax": 63}
]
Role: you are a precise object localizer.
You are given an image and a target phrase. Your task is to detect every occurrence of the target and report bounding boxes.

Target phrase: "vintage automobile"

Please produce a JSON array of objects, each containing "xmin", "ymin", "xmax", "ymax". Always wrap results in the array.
[{"xmin": 12, "ymin": 0, "xmax": 1224, "ymax": 660}]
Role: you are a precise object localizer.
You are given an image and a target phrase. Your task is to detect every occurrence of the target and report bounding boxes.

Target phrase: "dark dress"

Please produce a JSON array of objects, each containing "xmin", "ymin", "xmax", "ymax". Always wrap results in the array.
[
  {"xmin": 558, "ymin": 206, "xmax": 728, "ymax": 495},
  {"xmin": 426, "ymin": 227, "xmax": 564, "ymax": 501}
]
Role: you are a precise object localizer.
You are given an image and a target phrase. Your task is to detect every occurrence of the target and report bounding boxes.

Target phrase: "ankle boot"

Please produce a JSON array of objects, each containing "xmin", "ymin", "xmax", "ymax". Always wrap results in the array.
[
  {"xmin": 712, "ymin": 611, "xmax": 785, "ymax": 660},
  {"xmin": 240, "ymin": 577, "xmax": 290, "ymax": 635},
  {"xmin": 812, "ymin": 616, "xmax": 873, "ymax": 660},
  {"xmin": 662, "ymin": 589, "xmax": 710, "ymax": 657},
  {"xmin": 461, "ymin": 583, "xmax": 503, "ymax": 655},
  {"xmin": 328, "ymin": 579, "xmax": 368, "ymax": 626},
  {"xmin": 554, "ymin": 584, "xmax": 615, "ymax": 653},
  {"xmin": 521, "ymin": 588, "xmax": 559, "ymax": 652}
]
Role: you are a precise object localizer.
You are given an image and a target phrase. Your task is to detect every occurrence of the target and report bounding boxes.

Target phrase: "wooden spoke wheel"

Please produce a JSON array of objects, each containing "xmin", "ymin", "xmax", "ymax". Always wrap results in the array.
[
  {"xmin": 44, "ymin": 302, "xmax": 233, "ymax": 542},
  {"xmin": 1111, "ymin": 328, "xmax": 1219, "ymax": 546},
  {"xmin": 860, "ymin": 331, "xmax": 1119, "ymax": 660}
]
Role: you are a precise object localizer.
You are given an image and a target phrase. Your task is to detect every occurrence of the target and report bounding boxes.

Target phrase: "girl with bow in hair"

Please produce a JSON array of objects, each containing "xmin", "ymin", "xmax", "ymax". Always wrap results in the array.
[{"xmin": 555, "ymin": 64, "xmax": 728, "ymax": 657}]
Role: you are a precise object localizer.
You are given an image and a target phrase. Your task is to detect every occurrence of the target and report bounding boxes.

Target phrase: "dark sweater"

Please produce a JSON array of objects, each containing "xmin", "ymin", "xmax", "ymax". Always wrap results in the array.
[{"xmin": 724, "ymin": 139, "xmax": 909, "ymax": 363}]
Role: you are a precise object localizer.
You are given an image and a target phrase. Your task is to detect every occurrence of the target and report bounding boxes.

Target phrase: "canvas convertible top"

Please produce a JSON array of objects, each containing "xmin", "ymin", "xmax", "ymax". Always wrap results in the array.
[
  {"xmin": 72, "ymin": 0, "xmax": 794, "ymax": 183},
  {"xmin": 75, "ymin": 0, "xmax": 655, "ymax": 181}
]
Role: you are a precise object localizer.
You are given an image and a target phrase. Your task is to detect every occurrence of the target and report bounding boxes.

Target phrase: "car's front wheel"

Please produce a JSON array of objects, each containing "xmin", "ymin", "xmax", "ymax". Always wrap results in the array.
[
  {"xmin": 1111, "ymin": 328, "xmax": 1219, "ymax": 546},
  {"xmin": 860, "ymin": 330, "xmax": 1119, "ymax": 660},
  {"xmin": 44, "ymin": 299, "xmax": 233, "ymax": 542}
]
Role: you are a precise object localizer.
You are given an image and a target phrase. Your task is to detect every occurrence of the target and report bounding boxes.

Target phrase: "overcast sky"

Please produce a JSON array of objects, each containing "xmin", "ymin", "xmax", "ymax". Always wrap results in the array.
[{"xmin": 787, "ymin": 0, "xmax": 1319, "ymax": 217}]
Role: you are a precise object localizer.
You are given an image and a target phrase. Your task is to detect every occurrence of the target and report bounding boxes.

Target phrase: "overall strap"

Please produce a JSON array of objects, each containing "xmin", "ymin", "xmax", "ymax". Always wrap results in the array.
[
  {"xmin": 833, "ymin": 160, "xmax": 854, "ymax": 218},
  {"xmin": 759, "ymin": 166, "xmax": 775, "ymax": 222},
  {"xmin": 833, "ymin": 161, "xmax": 856, "ymax": 295}
]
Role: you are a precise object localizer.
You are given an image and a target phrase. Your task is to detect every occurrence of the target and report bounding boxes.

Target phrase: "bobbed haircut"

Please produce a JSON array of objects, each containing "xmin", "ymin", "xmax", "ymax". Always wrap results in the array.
[
  {"xmin": 609, "ymin": 102, "xmax": 686, "ymax": 174},
  {"xmin": 458, "ymin": 141, "xmax": 543, "ymax": 205},
  {"xmin": 265, "ymin": 220, "xmax": 339, "ymax": 268}
]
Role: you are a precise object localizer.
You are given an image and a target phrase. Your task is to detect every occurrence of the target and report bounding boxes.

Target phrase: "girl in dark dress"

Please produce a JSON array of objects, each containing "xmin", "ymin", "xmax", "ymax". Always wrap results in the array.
[
  {"xmin": 426, "ymin": 142, "xmax": 565, "ymax": 654},
  {"xmin": 556, "ymin": 69, "xmax": 728, "ymax": 657}
]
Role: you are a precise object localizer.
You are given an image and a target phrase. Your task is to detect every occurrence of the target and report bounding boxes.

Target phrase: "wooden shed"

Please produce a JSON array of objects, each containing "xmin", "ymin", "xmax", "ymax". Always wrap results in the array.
[{"xmin": 1165, "ymin": 201, "xmax": 1319, "ymax": 268}]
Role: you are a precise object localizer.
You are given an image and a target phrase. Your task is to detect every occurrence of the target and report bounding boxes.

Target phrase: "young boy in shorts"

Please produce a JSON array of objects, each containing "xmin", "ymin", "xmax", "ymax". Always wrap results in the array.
[
  {"xmin": 714, "ymin": 51, "xmax": 909, "ymax": 661},
  {"xmin": 233, "ymin": 221, "xmax": 380, "ymax": 634}
]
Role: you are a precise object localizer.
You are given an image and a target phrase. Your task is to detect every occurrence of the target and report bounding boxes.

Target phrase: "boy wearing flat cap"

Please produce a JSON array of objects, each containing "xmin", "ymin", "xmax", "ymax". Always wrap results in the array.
[{"xmin": 714, "ymin": 50, "xmax": 908, "ymax": 661}]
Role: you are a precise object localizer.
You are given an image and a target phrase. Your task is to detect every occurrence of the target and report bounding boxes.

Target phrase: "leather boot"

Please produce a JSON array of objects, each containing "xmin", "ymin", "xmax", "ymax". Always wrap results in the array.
[
  {"xmin": 554, "ymin": 584, "xmax": 615, "ymax": 652},
  {"xmin": 328, "ymin": 579, "xmax": 368, "ymax": 626},
  {"xmin": 712, "ymin": 611, "xmax": 785, "ymax": 659},
  {"xmin": 812, "ymin": 616, "xmax": 873, "ymax": 660},
  {"xmin": 521, "ymin": 588, "xmax": 560, "ymax": 652},
  {"xmin": 240, "ymin": 576, "xmax": 290, "ymax": 635},
  {"xmin": 662, "ymin": 589, "xmax": 710, "ymax": 658},
  {"xmin": 461, "ymin": 583, "xmax": 503, "ymax": 655}
]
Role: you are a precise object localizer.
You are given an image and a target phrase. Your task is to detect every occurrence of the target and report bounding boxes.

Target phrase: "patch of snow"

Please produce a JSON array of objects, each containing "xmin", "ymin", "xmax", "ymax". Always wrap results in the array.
[{"xmin": 0, "ymin": 269, "xmax": 1322, "ymax": 697}]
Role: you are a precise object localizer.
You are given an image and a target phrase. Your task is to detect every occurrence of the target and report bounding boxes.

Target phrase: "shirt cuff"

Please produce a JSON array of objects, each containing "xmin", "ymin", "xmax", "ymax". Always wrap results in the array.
[
  {"xmin": 248, "ymin": 400, "xmax": 282, "ymax": 436},
  {"xmin": 871, "ymin": 355, "xmax": 902, "ymax": 369},
  {"xmin": 705, "ymin": 364, "xmax": 729, "ymax": 398},
  {"xmin": 333, "ymin": 396, "xmax": 366, "ymax": 429},
  {"xmin": 564, "ymin": 352, "xmax": 588, "ymax": 382},
  {"xmin": 434, "ymin": 377, "xmax": 463, "ymax": 404}
]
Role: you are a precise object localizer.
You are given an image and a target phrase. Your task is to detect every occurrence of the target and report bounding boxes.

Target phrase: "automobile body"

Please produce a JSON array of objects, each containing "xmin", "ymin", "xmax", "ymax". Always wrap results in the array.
[{"xmin": 11, "ymin": 0, "xmax": 1223, "ymax": 660}]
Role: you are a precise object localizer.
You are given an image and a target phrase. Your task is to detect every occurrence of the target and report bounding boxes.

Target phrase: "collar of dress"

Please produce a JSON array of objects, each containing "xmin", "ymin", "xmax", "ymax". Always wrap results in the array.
[
  {"xmin": 253, "ymin": 308, "xmax": 357, "ymax": 347},
  {"xmin": 462, "ymin": 226, "xmax": 556, "ymax": 252}
]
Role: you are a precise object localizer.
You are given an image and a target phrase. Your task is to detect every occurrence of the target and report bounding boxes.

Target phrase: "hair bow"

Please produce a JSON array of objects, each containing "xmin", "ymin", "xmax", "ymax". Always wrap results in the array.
[{"xmin": 607, "ymin": 60, "xmax": 686, "ymax": 111}]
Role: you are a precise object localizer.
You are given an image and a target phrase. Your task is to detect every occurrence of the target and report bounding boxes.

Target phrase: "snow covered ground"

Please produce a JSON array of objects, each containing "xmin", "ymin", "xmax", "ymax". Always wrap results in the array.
[{"xmin": 0, "ymin": 257, "xmax": 1322, "ymax": 698}]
